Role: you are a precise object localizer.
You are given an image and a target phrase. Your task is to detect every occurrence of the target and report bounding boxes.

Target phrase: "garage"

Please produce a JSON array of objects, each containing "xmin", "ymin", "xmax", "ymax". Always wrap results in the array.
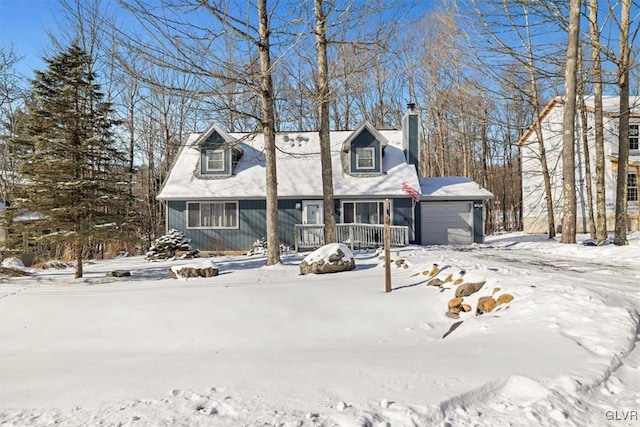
[
  {"xmin": 421, "ymin": 201, "xmax": 473, "ymax": 245},
  {"xmin": 417, "ymin": 176, "xmax": 494, "ymax": 246}
]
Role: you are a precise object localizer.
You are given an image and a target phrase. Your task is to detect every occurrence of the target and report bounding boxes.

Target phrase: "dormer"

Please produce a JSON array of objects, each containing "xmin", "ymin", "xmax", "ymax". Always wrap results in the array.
[
  {"xmin": 193, "ymin": 123, "xmax": 244, "ymax": 177},
  {"xmin": 341, "ymin": 121, "xmax": 388, "ymax": 176}
]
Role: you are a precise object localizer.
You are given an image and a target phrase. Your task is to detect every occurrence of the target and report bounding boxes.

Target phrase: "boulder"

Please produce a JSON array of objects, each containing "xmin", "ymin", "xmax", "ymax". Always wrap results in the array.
[
  {"xmin": 461, "ymin": 304, "xmax": 472, "ymax": 313},
  {"xmin": 107, "ymin": 270, "xmax": 131, "ymax": 278},
  {"xmin": 299, "ymin": 243, "xmax": 355, "ymax": 275},
  {"xmin": 496, "ymin": 293, "xmax": 515, "ymax": 306},
  {"xmin": 476, "ymin": 296, "xmax": 497, "ymax": 315},
  {"xmin": 445, "ymin": 311, "xmax": 460, "ymax": 320},
  {"xmin": 455, "ymin": 281, "xmax": 486, "ymax": 298},
  {"xmin": 169, "ymin": 259, "xmax": 219, "ymax": 280}
]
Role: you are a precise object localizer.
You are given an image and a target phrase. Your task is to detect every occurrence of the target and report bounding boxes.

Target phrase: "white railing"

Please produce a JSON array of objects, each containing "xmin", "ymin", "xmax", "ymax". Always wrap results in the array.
[{"xmin": 294, "ymin": 223, "xmax": 409, "ymax": 251}]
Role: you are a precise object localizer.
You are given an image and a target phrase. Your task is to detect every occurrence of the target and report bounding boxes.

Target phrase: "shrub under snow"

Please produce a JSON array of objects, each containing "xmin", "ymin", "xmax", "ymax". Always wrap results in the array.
[{"xmin": 145, "ymin": 229, "xmax": 199, "ymax": 261}]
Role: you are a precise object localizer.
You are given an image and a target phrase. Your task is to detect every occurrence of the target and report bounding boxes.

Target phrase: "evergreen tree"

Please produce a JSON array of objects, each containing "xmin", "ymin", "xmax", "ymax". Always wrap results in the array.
[{"xmin": 11, "ymin": 43, "xmax": 129, "ymax": 278}]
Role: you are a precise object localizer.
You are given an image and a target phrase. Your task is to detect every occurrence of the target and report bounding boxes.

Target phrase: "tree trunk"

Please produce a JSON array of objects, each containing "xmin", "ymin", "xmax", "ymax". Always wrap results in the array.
[
  {"xmin": 75, "ymin": 240, "xmax": 83, "ymax": 279},
  {"xmin": 589, "ymin": 0, "xmax": 607, "ymax": 243},
  {"xmin": 614, "ymin": 0, "xmax": 631, "ymax": 246},
  {"xmin": 258, "ymin": 0, "xmax": 281, "ymax": 264},
  {"xmin": 560, "ymin": 0, "xmax": 580, "ymax": 244},
  {"xmin": 579, "ymin": 95, "xmax": 596, "ymax": 238},
  {"xmin": 314, "ymin": 0, "xmax": 337, "ymax": 244}
]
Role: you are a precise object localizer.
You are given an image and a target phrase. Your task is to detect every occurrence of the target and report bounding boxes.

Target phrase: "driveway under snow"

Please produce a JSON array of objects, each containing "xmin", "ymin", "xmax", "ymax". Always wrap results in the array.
[{"xmin": 1, "ymin": 233, "xmax": 639, "ymax": 426}]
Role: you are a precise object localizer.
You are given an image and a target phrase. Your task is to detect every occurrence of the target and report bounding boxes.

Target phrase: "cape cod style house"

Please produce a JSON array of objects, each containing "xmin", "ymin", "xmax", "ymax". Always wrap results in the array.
[
  {"xmin": 157, "ymin": 106, "xmax": 493, "ymax": 251},
  {"xmin": 519, "ymin": 96, "xmax": 640, "ymax": 234}
]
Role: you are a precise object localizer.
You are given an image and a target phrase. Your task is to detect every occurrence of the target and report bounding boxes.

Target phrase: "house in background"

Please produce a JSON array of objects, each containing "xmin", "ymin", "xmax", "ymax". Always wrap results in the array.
[
  {"xmin": 519, "ymin": 96, "xmax": 639, "ymax": 234},
  {"xmin": 157, "ymin": 106, "xmax": 493, "ymax": 251}
]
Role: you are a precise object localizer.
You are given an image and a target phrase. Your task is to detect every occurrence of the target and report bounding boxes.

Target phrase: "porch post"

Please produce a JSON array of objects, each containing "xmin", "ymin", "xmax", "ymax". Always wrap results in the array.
[{"xmin": 384, "ymin": 199, "xmax": 391, "ymax": 293}]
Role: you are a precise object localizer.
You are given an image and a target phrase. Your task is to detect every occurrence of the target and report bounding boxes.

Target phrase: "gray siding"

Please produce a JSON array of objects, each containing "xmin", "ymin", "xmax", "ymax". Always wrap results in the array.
[
  {"xmin": 167, "ymin": 197, "xmax": 414, "ymax": 251},
  {"xmin": 392, "ymin": 197, "xmax": 415, "ymax": 241},
  {"xmin": 349, "ymin": 128, "xmax": 382, "ymax": 173},
  {"xmin": 167, "ymin": 199, "xmax": 302, "ymax": 251}
]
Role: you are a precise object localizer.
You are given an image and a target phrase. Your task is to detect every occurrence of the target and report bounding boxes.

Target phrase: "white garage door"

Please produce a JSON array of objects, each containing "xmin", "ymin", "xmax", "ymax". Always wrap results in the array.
[{"xmin": 421, "ymin": 202, "xmax": 473, "ymax": 245}]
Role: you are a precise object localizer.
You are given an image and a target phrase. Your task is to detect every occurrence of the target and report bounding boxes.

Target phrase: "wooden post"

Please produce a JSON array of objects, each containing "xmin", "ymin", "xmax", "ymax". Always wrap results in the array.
[
  {"xmin": 384, "ymin": 199, "xmax": 391, "ymax": 293},
  {"xmin": 349, "ymin": 225, "xmax": 354, "ymax": 252}
]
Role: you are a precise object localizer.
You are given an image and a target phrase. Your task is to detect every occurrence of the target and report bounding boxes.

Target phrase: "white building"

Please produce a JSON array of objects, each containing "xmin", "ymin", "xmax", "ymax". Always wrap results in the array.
[{"xmin": 519, "ymin": 96, "xmax": 639, "ymax": 234}]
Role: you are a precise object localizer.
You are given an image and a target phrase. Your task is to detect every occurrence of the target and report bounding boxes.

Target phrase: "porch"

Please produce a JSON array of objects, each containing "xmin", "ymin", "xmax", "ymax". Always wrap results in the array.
[{"xmin": 293, "ymin": 223, "xmax": 410, "ymax": 252}]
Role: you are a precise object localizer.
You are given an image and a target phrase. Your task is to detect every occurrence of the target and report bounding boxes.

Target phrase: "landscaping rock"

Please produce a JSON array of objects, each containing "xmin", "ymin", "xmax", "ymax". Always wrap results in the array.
[
  {"xmin": 477, "ymin": 296, "xmax": 497, "ymax": 315},
  {"xmin": 496, "ymin": 293, "xmax": 515, "ymax": 306},
  {"xmin": 169, "ymin": 266, "xmax": 218, "ymax": 279},
  {"xmin": 169, "ymin": 259, "xmax": 219, "ymax": 280},
  {"xmin": 442, "ymin": 320, "xmax": 463, "ymax": 339},
  {"xmin": 448, "ymin": 297, "xmax": 463, "ymax": 308},
  {"xmin": 299, "ymin": 243, "xmax": 355, "ymax": 275},
  {"xmin": 427, "ymin": 277, "xmax": 444, "ymax": 287},
  {"xmin": 445, "ymin": 311, "xmax": 460, "ymax": 320},
  {"xmin": 107, "ymin": 270, "xmax": 131, "ymax": 278},
  {"xmin": 455, "ymin": 281, "xmax": 486, "ymax": 298}
]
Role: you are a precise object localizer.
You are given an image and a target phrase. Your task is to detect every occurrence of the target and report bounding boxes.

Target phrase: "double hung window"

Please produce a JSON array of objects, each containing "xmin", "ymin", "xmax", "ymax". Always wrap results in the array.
[{"xmin": 355, "ymin": 147, "xmax": 375, "ymax": 169}]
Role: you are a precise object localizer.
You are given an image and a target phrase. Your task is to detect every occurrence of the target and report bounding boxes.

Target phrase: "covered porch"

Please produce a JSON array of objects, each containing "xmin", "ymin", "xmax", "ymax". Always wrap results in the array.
[{"xmin": 293, "ymin": 223, "xmax": 410, "ymax": 252}]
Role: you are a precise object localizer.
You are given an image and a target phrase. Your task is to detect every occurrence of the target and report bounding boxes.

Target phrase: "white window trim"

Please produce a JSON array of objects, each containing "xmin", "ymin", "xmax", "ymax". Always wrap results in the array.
[
  {"xmin": 355, "ymin": 147, "xmax": 376, "ymax": 170},
  {"xmin": 186, "ymin": 201, "xmax": 239, "ymax": 229},
  {"xmin": 302, "ymin": 200, "xmax": 324, "ymax": 225},
  {"xmin": 341, "ymin": 199, "xmax": 392, "ymax": 224},
  {"xmin": 628, "ymin": 171, "xmax": 638, "ymax": 202},
  {"xmin": 629, "ymin": 124, "xmax": 639, "ymax": 151},
  {"xmin": 206, "ymin": 149, "xmax": 225, "ymax": 172}
]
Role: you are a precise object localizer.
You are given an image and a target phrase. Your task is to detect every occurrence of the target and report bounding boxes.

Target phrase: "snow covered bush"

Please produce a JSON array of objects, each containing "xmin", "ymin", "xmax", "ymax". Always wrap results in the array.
[
  {"xmin": 145, "ymin": 229, "xmax": 199, "ymax": 261},
  {"xmin": 246, "ymin": 237, "xmax": 290, "ymax": 256}
]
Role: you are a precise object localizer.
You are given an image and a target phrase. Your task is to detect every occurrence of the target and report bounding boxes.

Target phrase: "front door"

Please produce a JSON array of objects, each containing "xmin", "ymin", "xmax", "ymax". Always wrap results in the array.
[{"xmin": 302, "ymin": 200, "xmax": 324, "ymax": 225}]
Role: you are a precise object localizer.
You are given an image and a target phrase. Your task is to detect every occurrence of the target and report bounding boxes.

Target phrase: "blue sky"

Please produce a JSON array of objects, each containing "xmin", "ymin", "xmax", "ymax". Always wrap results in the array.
[{"xmin": 0, "ymin": 0, "xmax": 65, "ymax": 76}]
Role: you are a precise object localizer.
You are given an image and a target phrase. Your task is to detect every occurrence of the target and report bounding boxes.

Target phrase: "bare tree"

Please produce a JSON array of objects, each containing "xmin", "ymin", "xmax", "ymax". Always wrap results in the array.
[
  {"xmin": 560, "ymin": 0, "xmax": 580, "ymax": 244},
  {"xmin": 257, "ymin": 0, "xmax": 281, "ymax": 265},
  {"xmin": 588, "ymin": 0, "xmax": 607, "ymax": 243},
  {"xmin": 613, "ymin": 0, "xmax": 632, "ymax": 246},
  {"xmin": 313, "ymin": 0, "xmax": 337, "ymax": 244}
]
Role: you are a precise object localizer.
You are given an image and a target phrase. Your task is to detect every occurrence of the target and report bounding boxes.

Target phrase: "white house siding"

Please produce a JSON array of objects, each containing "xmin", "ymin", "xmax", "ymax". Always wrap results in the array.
[{"xmin": 520, "ymin": 97, "xmax": 640, "ymax": 234}]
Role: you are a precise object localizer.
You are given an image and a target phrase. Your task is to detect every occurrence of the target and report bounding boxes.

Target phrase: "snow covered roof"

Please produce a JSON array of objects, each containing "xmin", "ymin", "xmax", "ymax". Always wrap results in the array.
[
  {"xmin": 157, "ymin": 128, "xmax": 421, "ymax": 200},
  {"xmin": 419, "ymin": 176, "xmax": 494, "ymax": 200}
]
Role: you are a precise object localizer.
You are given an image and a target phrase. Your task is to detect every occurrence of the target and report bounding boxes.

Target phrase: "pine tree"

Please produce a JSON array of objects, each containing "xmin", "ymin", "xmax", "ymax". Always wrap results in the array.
[{"xmin": 11, "ymin": 43, "xmax": 129, "ymax": 278}]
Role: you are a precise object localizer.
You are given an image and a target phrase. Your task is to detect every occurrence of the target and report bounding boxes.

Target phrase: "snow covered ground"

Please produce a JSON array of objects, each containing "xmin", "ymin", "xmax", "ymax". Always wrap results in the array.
[{"xmin": 1, "ymin": 232, "xmax": 639, "ymax": 426}]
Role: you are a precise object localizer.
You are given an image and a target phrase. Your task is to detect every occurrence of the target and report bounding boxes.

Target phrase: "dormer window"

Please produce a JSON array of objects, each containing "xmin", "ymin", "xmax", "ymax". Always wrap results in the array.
[
  {"xmin": 356, "ymin": 147, "xmax": 375, "ymax": 169},
  {"xmin": 630, "ymin": 124, "xmax": 639, "ymax": 150},
  {"xmin": 206, "ymin": 149, "xmax": 225, "ymax": 171},
  {"xmin": 194, "ymin": 123, "xmax": 244, "ymax": 177},
  {"xmin": 342, "ymin": 121, "xmax": 387, "ymax": 175}
]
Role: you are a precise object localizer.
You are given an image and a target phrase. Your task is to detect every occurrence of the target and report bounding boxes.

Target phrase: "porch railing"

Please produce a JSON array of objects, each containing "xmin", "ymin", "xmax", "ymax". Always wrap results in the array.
[{"xmin": 294, "ymin": 223, "xmax": 410, "ymax": 252}]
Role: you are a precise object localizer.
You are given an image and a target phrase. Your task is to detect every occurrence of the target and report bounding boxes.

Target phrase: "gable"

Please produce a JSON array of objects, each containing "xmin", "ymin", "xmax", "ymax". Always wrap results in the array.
[
  {"xmin": 193, "ymin": 124, "xmax": 244, "ymax": 177},
  {"xmin": 341, "ymin": 121, "xmax": 388, "ymax": 175}
]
